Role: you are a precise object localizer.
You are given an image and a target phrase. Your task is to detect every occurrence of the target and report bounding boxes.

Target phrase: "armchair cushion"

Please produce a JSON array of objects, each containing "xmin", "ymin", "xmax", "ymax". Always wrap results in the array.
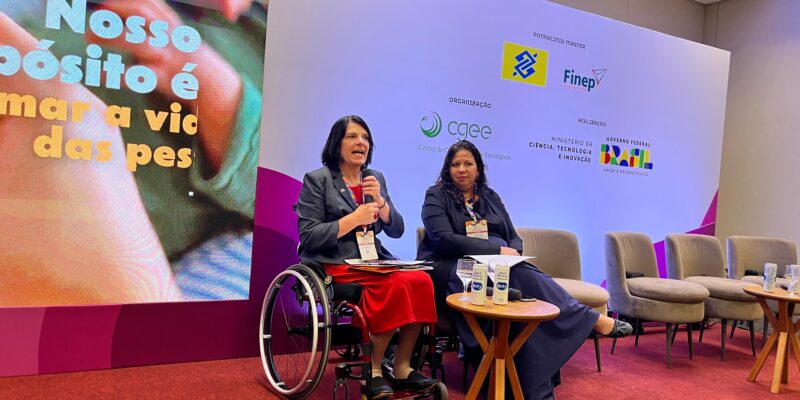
[
  {"xmin": 684, "ymin": 276, "xmax": 759, "ymax": 302},
  {"xmin": 627, "ymin": 277, "xmax": 709, "ymax": 304},
  {"xmin": 553, "ymin": 278, "xmax": 609, "ymax": 309},
  {"xmin": 741, "ymin": 275, "xmax": 789, "ymax": 288}
]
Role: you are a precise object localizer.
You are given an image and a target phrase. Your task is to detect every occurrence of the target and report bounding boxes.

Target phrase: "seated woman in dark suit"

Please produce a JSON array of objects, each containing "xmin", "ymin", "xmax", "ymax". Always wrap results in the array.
[
  {"xmin": 296, "ymin": 115, "xmax": 437, "ymax": 399},
  {"xmin": 417, "ymin": 140, "xmax": 632, "ymax": 400}
]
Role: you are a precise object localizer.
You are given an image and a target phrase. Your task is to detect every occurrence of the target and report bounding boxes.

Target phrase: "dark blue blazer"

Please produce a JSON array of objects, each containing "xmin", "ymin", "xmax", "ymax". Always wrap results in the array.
[
  {"xmin": 416, "ymin": 184, "xmax": 523, "ymax": 296},
  {"xmin": 297, "ymin": 166, "xmax": 403, "ymax": 266}
]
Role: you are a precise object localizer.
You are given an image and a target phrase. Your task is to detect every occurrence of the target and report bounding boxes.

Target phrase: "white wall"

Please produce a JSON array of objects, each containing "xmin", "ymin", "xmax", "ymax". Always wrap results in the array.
[
  {"xmin": 548, "ymin": 0, "xmax": 706, "ymax": 43},
  {"xmin": 706, "ymin": 0, "xmax": 800, "ymax": 247}
]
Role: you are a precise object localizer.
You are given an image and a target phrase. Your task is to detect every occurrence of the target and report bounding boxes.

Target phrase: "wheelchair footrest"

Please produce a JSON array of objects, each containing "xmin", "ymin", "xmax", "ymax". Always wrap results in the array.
[{"xmin": 335, "ymin": 361, "xmax": 371, "ymax": 381}]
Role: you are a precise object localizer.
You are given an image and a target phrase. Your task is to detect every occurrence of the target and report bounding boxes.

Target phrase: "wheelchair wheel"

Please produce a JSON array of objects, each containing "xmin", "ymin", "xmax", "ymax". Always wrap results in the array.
[
  {"xmin": 431, "ymin": 382, "xmax": 448, "ymax": 400},
  {"xmin": 260, "ymin": 264, "xmax": 331, "ymax": 399}
]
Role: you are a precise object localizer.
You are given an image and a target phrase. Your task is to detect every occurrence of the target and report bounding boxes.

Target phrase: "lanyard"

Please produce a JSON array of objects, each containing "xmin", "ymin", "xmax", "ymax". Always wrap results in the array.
[{"xmin": 464, "ymin": 187, "xmax": 481, "ymax": 224}]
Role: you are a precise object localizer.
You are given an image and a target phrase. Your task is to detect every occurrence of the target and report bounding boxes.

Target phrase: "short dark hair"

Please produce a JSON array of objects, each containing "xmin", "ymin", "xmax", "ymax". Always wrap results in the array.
[
  {"xmin": 436, "ymin": 140, "xmax": 488, "ymax": 200},
  {"xmin": 321, "ymin": 115, "xmax": 374, "ymax": 170}
]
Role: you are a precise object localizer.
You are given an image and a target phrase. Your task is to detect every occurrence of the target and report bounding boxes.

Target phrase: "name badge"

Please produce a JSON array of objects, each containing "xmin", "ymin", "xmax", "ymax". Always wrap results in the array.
[
  {"xmin": 356, "ymin": 230, "xmax": 379, "ymax": 260},
  {"xmin": 466, "ymin": 219, "xmax": 489, "ymax": 240}
]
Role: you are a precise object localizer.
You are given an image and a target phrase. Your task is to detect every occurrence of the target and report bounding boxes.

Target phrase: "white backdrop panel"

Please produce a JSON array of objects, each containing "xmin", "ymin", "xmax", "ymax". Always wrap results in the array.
[{"xmin": 260, "ymin": 0, "xmax": 730, "ymax": 283}]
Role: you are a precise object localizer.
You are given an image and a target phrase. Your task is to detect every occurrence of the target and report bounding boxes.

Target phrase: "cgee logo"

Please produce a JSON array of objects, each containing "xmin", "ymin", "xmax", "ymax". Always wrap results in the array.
[
  {"xmin": 501, "ymin": 41, "xmax": 548, "ymax": 87},
  {"xmin": 420, "ymin": 111, "xmax": 443, "ymax": 137},
  {"xmin": 420, "ymin": 111, "xmax": 492, "ymax": 140}
]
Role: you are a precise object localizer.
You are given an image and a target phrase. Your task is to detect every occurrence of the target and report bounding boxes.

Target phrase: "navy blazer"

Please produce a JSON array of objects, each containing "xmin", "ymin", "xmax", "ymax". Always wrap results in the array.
[
  {"xmin": 297, "ymin": 166, "xmax": 404, "ymax": 266},
  {"xmin": 417, "ymin": 184, "xmax": 523, "ymax": 296}
]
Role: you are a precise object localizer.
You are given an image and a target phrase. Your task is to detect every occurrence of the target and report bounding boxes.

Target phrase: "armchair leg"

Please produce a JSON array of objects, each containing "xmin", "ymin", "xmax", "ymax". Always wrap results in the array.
[
  {"xmin": 634, "ymin": 318, "xmax": 641, "ymax": 347},
  {"xmin": 594, "ymin": 334, "xmax": 601, "ymax": 372},
  {"xmin": 611, "ymin": 337, "xmax": 617, "ymax": 355},
  {"xmin": 749, "ymin": 320, "xmax": 756, "ymax": 357},
  {"xmin": 699, "ymin": 319, "xmax": 705, "ymax": 343},
  {"xmin": 729, "ymin": 320, "xmax": 737, "ymax": 339},
  {"xmin": 671, "ymin": 324, "xmax": 679, "ymax": 346},
  {"xmin": 687, "ymin": 323, "xmax": 693, "ymax": 360},
  {"xmin": 666, "ymin": 323, "xmax": 673, "ymax": 369},
  {"xmin": 720, "ymin": 319, "xmax": 727, "ymax": 361}
]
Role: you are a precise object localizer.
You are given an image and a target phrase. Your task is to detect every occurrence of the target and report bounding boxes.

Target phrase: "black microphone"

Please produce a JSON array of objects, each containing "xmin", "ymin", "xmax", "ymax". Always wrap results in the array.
[
  {"xmin": 361, "ymin": 170, "xmax": 377, "ymax": 227},
  {"xmin": 361, "ymin": 170, "xmax": 374, "ymax": 204}
]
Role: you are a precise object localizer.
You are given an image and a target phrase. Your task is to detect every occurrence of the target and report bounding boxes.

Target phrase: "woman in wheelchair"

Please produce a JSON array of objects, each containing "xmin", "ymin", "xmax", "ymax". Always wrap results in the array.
[
  {"xmin": 417, "ymin": 140, "xmax": 633, "ymax": 400},
  {"xmin": 296, "ymin": 115, "xmax": 439, "ymax": 399}
]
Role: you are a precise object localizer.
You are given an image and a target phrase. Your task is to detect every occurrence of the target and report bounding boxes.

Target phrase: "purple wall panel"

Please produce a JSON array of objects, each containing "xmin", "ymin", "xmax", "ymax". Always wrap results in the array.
[
  {"xmin": 0, "ymin": 308, "xmax": 46, "ymax": 376},
  {"xmin": 37, "ymin": 306, "xmax": 121, "ymax": 374}
]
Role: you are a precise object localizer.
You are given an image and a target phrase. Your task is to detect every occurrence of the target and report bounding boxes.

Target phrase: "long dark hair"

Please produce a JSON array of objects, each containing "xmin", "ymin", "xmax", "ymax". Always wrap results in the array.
[
  {"xmin": 321, "ymin": 115, "xmax": 374, "ymax": 170},
  {"xmin": 435, "ymin": 140, "xmax": 488, "ymax": 204}
]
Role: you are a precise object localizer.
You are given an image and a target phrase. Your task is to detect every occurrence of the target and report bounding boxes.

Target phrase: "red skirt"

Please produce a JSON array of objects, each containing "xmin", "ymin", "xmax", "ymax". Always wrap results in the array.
[{"xmin": 324, "ymin": 264, "xmax": 437, "ymax": 333}]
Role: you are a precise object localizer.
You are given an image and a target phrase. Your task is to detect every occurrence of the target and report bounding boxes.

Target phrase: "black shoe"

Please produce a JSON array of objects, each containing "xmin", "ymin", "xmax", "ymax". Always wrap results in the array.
[
  {"xmin": 368, "ymin": 376, "xmax": 393, "ymax": 399},
  {"xmin": 391, "ymin": 370, "xmax": 439, "ymax": 391},
  {"xmin": 602, "ymin": 319, "xmax": 633, "ymax": 338}
]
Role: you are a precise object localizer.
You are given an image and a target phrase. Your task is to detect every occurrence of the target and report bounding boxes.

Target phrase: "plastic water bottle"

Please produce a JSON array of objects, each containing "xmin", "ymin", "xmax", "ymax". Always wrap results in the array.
[
  {"xmin": 492, "ymin": 263, "xmax": 510, "ymax": 305},
  {"xmin": 470, "ymin": 264, "xmax": 488, "ymax": 305},
  {"xmin": 763, "ymin": 263, "xmax": 777, "ymax": 292}
]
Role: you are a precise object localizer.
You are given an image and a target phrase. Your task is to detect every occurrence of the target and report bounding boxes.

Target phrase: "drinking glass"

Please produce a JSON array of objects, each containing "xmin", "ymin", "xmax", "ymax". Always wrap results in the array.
[
  {"xmin": 787, "ymin": 264, "xmax": 800, "ymax": 295},
  {"xmin": 456, "ymin": 258, "xmax": 475, "ymax": 300}
]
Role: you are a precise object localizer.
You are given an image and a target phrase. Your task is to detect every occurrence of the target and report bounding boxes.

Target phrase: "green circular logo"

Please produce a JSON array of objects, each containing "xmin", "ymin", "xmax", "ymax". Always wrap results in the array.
[{"xmin": 420, "ymin": 112, "xmax": 442, "ymax": 138}]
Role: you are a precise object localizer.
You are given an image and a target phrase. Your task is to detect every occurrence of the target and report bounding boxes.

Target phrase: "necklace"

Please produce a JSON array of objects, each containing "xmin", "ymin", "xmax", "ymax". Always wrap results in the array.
[
  {"xmin": 463, "ymin": 185, "xmax": 479, "ymax": 205},
  {"xmin": 463, "ymin": 192, "xmax": 474, "ymax": 204}
]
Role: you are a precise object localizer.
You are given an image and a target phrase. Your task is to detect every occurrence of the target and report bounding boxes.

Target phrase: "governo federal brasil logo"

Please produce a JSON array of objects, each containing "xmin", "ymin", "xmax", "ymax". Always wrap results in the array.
[{"xmin": 420, "ymin": 111, "xmax": 443, "ymax": 137}]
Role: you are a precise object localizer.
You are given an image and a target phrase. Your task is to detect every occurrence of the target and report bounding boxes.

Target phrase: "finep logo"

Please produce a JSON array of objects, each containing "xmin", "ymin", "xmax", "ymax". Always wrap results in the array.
[
  {"xmin": 563, "ymin": 68, "xmax": 607, "ymax": 92},
  {"xmin": 420, "ymin": 112, "xmax": 443, "ymax": 137},
  {"xmin": 501, "ymin": 42, "xmax": 548, "ymax": 87},
  {"xmin": 420, "ymin": 112, "xmax": 492, "ymax": 140}
]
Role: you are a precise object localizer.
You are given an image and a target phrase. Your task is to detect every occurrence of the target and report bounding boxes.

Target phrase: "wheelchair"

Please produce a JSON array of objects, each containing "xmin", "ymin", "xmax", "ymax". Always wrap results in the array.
[{"xmin": 259, "ymin": 263, "xmax": 448, "ymax": 399}]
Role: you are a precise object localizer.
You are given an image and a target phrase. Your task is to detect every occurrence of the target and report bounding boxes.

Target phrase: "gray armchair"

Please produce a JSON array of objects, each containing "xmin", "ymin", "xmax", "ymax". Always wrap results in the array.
[
  {"xmin": 516, "ymin": 227, "xmax": 609, "ymax": 372},
  {"xmin": 727, "ymin": 235, "xmax": 799, "ymax": 343},
  {"xmin": 665, "ymin": 234, "xmax": 762, "ymax": 360},
  {"xmin": 727, "ymin": 235, "xmax": 797, "ymax": 283},
  {"xmin": 605, "ymin": 232, "xmax": 709, "ymax": 368}
]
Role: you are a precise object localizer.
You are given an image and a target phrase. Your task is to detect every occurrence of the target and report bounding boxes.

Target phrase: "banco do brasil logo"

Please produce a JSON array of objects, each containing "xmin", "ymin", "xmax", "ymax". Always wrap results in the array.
[
  {"xmin": 501, "ymin": 41, "xmax": 549, "ymax": 87},
  {"xmin": 420, "ymin": 112, "xmax": 443, "ymax": 137}
]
